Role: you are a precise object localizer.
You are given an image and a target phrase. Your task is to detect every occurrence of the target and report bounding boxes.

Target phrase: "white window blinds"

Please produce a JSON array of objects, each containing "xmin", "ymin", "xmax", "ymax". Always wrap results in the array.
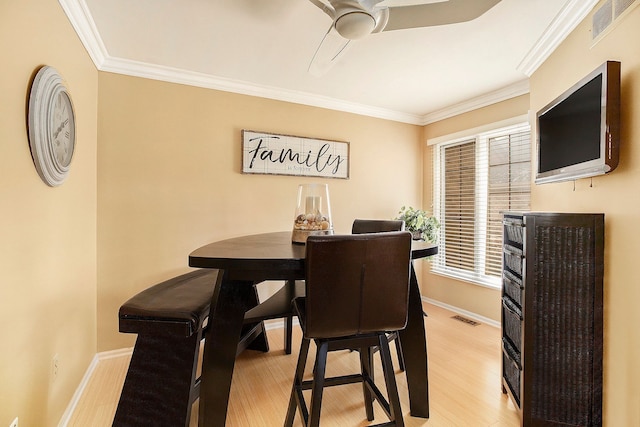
[
  {"xmin": 442, "ymin": 140, "xmax": 476, "ymax": 272},
  {"xmin": 432, "ymin": 121, "xmax": 531, "ymax": 287}
]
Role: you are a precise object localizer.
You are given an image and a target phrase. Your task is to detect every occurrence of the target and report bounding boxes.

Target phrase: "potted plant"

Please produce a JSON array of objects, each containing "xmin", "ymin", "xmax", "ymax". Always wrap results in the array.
[{"xmin": 396, "ymin": 206, "xmax": 440, "ymax": 242}]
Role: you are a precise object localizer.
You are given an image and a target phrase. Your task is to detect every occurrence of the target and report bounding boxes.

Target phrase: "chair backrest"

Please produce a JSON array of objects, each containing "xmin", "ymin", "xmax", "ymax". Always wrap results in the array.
[
  {"xmin": 351, "ymin": 219, "xmax": 405, "ymax": 234},
  {"xmin": 304, "ymin": 231, "xmax": 412, "ymax": 339}
]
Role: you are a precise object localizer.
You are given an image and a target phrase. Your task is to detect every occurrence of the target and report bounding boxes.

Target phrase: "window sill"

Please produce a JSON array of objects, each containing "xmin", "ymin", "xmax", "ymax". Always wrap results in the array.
[{"xmin": 430, "ymin": 268, "xmax": 502, "ymax": 291}]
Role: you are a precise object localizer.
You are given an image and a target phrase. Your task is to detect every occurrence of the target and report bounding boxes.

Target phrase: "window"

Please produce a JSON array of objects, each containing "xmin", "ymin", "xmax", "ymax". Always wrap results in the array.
[{"xmin": 430, "ymin": 118, "xmax": 531, "ymax": 288}]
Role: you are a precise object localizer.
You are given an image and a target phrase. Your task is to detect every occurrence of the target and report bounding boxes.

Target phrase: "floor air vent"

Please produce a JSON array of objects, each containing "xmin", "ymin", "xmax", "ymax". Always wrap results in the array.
[{"xmin": 451, "ymin": 315, "xmax": 480, "ymax": 326}]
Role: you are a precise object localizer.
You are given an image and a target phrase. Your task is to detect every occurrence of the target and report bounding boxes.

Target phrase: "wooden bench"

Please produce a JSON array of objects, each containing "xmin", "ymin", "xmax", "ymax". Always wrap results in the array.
[{"xmin": 113, "ymin": 269, "xmax": 221, "ymax": 427}]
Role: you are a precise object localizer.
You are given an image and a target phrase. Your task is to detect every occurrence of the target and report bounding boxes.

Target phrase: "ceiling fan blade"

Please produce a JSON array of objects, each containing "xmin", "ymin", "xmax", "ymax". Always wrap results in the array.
[
  {"xmin": 360, "ymin": 0, "xmax": 387, "ymax": 10},
  {"xmin": 369, "ymin": 6, "xmax": 390, "ymax": 33},
  {"xmin": 384, "ymin": 0, "xmax": 501, "ymax": 31},
  {"xmin": 308, "ymin": 25, "xmax": 352, "ymax": 76},
  {"xmin": 308, "ymin": 0, "xmax": 336, "ymax": 19}
]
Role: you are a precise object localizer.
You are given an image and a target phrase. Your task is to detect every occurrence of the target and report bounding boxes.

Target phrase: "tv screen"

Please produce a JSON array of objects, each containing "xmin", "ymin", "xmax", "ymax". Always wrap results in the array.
[{"xmin": 535, "ymin": 61, "xmax": 620, "ymax": 184}]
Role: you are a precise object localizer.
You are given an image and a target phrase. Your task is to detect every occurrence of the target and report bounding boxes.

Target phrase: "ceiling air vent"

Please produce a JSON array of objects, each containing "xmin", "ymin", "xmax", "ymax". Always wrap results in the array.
[
  {"xmin": 614, "ymin": 0, "xmax": 636, "ymax": 18},
  {"xmin": 592, "ymin": 0, "xmax": 613, "ymax": 40},
  {"xmin": 593, "ymin": 0, "xmax": 639, "ymax": 41}
]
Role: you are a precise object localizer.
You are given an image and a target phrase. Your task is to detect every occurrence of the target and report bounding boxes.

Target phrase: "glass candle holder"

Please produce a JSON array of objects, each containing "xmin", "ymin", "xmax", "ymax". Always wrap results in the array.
[{"xmin": 292, "ymin": 183, "xmax": 334, "ymax": 244}]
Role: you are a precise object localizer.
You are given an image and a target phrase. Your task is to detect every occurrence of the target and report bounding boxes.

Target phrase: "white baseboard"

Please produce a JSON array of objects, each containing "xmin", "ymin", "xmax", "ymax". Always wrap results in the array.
[
  {"xmin": 57, "ymin": 354, "xmax": 99, "ymax": 427},
  {"xmin": 58, "ymin": 347, "xmax": 134, "ymax": 427},
  {"xmin": 422, "ymin": 297, "xmax": 500, "ymax": 328},
  {"xmin": 97, "ymin": 347, "xmax": 134, "ymax": 360}
]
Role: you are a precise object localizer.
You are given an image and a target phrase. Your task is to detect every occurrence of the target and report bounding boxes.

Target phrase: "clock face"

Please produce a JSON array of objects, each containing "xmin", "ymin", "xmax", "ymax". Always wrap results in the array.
[
  {"xmin": 28, "ymin": 66, "xmax": 76, "ymax": 186},
  {"xmin": 50, "ymin": 91, "xmax": 75, "ymax": 168}
]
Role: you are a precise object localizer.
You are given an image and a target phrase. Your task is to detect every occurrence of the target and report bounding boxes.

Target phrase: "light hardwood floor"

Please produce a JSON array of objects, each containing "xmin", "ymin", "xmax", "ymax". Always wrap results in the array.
[{"xmin": 67, "ymin": 303, "xmax": 520, "ymax": 426}]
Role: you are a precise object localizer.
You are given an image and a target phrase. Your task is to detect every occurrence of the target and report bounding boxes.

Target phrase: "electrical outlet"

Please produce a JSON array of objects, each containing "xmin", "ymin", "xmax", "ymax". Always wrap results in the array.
[
  {"xmin": 52, "ymin": 354, "xmax": 60, "ymax": 380},
  {"xmin": 9, "ymin": 417, "xmax": 18, "ymax": 427}
]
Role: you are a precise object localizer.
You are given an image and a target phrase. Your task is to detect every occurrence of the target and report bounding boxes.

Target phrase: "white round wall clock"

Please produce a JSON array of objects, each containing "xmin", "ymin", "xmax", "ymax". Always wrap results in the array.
[{"xmin": 28, "ymin": 66, "xmax": 76, "ymax": 186}]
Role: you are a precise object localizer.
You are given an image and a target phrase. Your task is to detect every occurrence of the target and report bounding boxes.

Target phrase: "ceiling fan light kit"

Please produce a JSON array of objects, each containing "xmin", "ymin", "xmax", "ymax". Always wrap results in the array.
[{"xmin": 335, "ymin": 10, "xmax": 376, "ymax": 39}]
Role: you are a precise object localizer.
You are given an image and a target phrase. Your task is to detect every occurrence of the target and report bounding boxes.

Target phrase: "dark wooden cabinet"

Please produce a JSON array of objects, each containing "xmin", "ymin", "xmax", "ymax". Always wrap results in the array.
[{"xmin": 501, "ymin": 212, "xmax": 604, "ymax": 427}]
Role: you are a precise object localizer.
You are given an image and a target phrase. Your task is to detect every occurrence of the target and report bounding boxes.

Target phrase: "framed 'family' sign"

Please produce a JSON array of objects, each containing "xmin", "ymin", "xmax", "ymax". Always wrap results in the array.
[{"xmin": 242, "ymin": 130, "xmax": 350, "ymax": 179}]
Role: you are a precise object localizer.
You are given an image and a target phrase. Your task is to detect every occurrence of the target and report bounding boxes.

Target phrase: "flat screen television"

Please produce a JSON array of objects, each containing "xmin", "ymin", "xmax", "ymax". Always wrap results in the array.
[{"xmin": 535, "ymin": 60, "xmax": 621, "ymax": 184}]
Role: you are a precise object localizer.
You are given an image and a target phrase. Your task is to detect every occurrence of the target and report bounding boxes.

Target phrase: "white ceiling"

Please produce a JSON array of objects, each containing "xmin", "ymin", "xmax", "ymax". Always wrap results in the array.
[{"xmin": 61, "ymin": 0, "xmax": 598, "ymax": 124}]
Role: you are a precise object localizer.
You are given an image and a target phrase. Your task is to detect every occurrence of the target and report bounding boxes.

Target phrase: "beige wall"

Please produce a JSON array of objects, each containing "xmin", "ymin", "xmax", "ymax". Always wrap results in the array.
[
  {"xmin": 0, "ymin": 0, "xmax": 98, "ymax": 426},
  {"xmin": 422, "ymin": 94, "xmax": 530, "ymax": 322},
  {"xmin": 96, "ymin": 72, "xmax": 424, "ymax": 351},
  {"xmin": 530, "ymin": 3, "xmax": 640, "ymax": 425}
]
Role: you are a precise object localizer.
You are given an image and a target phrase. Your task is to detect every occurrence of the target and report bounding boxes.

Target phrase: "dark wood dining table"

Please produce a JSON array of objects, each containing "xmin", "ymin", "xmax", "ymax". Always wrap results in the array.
[{"xmin": 189, "ymin": 231, "xmax": 437, "ymax": 426}]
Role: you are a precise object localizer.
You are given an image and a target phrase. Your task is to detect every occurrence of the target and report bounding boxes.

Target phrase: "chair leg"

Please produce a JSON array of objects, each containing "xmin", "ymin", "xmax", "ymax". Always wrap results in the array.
[
  {"xmin": 359, "ymin": 346, "xmax": 375, "ymax": 421},
  {"xmin": 308, "ymin": 340, "xmax": 329, "ymax": 427},
  {"xmin": 285, "ymin": 337, "xmax": 311, "ymax": 427},
  {"xmin": 378, "ymin": 335, "xmax": 404, "ymax": 427},
  {"xmin": 393, "ymin": 334, "xmax": 405, "ymax": 372},
  {"xmin": 284, "ymin": 314, "xmax": 293, "ymax": 355}
]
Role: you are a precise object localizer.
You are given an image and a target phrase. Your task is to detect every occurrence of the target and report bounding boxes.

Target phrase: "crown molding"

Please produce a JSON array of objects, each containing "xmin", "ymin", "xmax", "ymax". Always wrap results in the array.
[
  {"xmin": 420, "ymin": 79, "xmax": 530, "ymax": 125},
  {"xmin": 103, "ymin": 54, "xmax": 529, "ymax": 127},
  {"xmin": 100, "ymin": 56, "xmax": 424, "ymax": 124},
  {"xmin": 58, "ymin": 0, "xmax": 108, "ymax": 67},
  {"xmin": 59, "ymin": 0, "xmax": 542, "ymax": 126},
  {"xmin": 517, "ymin": 0, "xmax": 600, "ymax": 77}
]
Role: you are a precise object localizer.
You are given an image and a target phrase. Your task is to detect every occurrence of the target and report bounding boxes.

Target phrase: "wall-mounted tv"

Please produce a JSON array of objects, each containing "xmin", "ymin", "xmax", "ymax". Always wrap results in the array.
[{"xmin": 535, "ymin": 60, "xmax": 621, "ymax": 184}]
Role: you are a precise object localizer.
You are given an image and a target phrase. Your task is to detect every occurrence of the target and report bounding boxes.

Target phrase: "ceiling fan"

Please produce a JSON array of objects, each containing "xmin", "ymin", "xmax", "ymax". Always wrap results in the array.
[{"xmin": 307, "ymin": 0, "xmax": 501, "ymax": 75}]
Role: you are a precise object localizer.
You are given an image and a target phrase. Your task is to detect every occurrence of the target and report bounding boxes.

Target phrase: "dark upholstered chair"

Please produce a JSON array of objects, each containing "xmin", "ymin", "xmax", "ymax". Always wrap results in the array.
[
  {"xmin": 351, "ymin": 218, "xmax": 405, "ymax": 234},
  {"xmin": 285, "ymin": 232, "xmax": 412, "ymax": 427},
  {"xmin": 253, "ymin": 219, "xmax": 407, "ymax": 355},
  {"xmin": 351, "ymin": 219, "xmax": 406, "ymax": 370}
]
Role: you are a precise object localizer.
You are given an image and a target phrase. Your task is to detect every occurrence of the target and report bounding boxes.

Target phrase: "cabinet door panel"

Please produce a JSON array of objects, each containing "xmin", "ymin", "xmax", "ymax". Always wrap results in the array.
[{"xmin": 522, "ymin": 213, "xmax": 604, "ymax": 427}]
